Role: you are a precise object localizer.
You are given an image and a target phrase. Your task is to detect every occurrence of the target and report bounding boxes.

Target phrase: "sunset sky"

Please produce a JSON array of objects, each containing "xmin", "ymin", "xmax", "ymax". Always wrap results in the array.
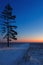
[{"xmin": 0, "ymin": 0, "xmax": 43, "ymax": 42}]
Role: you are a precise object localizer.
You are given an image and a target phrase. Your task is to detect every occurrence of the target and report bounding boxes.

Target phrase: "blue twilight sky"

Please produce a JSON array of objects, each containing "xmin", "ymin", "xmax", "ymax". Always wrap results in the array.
[{"xmin": 0, "ymin": 0, "xmax": 43, "ymax": 42}]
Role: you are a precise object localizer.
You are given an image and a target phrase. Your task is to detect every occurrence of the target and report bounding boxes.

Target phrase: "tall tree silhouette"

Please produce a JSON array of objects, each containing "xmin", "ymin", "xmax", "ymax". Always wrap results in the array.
[{"xmin": 0, "ymin": 4, "xmax": 17, "ymax": 47}]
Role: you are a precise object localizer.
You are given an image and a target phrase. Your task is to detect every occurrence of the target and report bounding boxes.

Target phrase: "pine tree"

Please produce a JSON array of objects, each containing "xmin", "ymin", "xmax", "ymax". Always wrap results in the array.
[{"xmin": 0, "ymin": 4, "xmax": 17, "ymax": 47}]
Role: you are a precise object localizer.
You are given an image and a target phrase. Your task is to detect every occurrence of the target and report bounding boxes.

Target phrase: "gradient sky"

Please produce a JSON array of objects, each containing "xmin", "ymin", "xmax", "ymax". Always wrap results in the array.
[{"xmin": 0, "ymin": 0, "xmax": 43, "ymax": 42}]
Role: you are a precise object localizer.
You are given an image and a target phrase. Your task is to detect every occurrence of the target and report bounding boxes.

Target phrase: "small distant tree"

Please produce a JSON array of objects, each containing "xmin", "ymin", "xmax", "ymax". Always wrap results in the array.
[{"xmin": 0, "ymin": 4, "xmax": 17, "ymax": 47}]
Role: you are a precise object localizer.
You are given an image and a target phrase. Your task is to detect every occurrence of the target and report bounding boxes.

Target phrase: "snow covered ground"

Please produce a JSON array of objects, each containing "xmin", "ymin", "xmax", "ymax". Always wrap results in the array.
[
  {"xmin": 0, "ymin": 43, "xmax": 43, "ymax": 65},
  {"xmin": 0, "ymin": 43, "xmax": 30, "ymax": 65}
]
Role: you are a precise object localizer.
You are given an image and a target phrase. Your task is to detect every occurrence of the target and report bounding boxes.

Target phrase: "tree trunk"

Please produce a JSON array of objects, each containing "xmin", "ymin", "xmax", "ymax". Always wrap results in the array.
[
  {"xmin": 7, "ymin": 21, "xmax": 9, "ymax": 47},
  {"xmin": 7, "ymin": 36, "xmax": 9, "ymax": 47}
]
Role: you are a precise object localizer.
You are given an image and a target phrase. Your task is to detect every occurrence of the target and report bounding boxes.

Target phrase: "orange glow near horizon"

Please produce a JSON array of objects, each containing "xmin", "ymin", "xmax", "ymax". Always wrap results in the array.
[
  {"xmin": 12, "ymin": 37, "xmax": 43, "ymax": 42},
  {"xmin": 1, "ymin": 37, "xmax": 43, "ymax": 43}
]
